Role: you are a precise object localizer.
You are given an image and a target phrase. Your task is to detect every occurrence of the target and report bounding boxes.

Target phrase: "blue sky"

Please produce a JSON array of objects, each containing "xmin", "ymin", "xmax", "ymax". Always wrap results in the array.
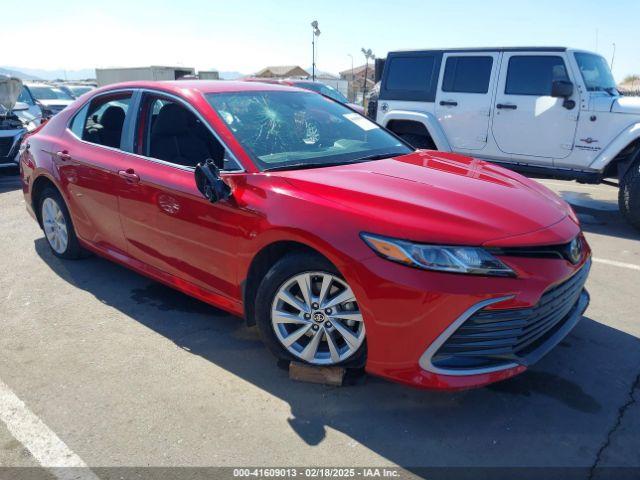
[{"xmin": 1, "ymin": 0, "xmax": 638, "ymax": 80}]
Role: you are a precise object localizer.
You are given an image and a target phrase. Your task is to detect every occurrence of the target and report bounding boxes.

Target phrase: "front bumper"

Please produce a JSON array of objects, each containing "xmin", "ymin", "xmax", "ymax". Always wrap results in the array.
[{"xmin": 345, "ymin": 241, "xmax": 591, "ymax": 390}]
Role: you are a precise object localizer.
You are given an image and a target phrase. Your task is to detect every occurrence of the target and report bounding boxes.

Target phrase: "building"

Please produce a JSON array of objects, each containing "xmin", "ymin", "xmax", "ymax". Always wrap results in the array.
[
  {"xmin": 95, "ymin": 66, "xmax": 195, "ymax": 86},
  {"xmin": 254, "ymin": 65, "xmax": 309, "ymax": 79},
  {"xmin": 340, "ymin": 63, "xmax": 375, "ymax": 102}
]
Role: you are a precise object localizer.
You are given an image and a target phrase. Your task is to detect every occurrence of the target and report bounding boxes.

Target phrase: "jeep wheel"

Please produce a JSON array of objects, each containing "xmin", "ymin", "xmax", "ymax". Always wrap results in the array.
[{"xmin": 619, "ymin": 158, "xmax": 640, "ymax": 231}]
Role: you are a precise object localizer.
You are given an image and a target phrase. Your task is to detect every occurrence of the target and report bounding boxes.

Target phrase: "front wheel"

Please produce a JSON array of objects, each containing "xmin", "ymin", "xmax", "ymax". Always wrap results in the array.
[
  {"xmin": 619, "ymin": 158, "xmax": 640, "ymax": 231},
  {"xmin": 255, "ymin": 253, "xmax": 366, "ymax": 367}
]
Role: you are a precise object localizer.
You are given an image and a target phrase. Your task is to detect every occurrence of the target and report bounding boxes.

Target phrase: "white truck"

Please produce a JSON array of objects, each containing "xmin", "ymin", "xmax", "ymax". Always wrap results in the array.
[
  {"xmin": 373, "ymin": 47, "xmax": 640, "ymax": 229},
  {"xmin": 95, "ymin": 66, "xmax": 196, "ymax": 86}
]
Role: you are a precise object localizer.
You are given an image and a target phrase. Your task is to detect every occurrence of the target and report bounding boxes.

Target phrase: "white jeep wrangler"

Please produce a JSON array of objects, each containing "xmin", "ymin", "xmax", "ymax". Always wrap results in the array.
[{"xmin": 374, "ymin": 47, "xmax": 640, "ymax": 229}]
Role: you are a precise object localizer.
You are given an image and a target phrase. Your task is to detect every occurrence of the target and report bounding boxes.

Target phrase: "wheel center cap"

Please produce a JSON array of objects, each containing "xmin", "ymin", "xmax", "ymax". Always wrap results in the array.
[{"xmin": 312, "ymin": 312, "xmax": 326, "ymax": 323}]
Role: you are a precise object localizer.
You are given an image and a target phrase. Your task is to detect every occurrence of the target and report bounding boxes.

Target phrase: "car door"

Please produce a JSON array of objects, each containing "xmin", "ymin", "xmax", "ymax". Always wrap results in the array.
[
  {"xmin": 116, "ymin": 91, "xmax": 246, "ymax": 303},
  {"xmin": 55, "ymin": 91, "xmax": 135, "ymax": 255},
  {"xmin": 491, "ymin": 53, "xmax": 579, "ymax": 161},
  {"xmin": 435, "ymin": 53, "xmax": 498, "ymax": 151}
]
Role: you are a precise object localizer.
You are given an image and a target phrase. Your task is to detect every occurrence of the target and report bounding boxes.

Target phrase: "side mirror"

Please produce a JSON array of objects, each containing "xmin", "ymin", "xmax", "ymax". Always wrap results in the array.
[
  {"xmin": 195, "ymin": 159, "xmax": 231, "ymax": 203},
  {"xmin": 551, "ymin": 80, "xmax": 574, "ymax": 98}
]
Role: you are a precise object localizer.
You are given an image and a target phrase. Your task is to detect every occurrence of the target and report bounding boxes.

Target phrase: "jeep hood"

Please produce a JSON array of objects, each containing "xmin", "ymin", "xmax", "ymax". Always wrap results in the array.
[
  {"xmin": 611, "ymin": 96, "xmax": 640, "ymax": 115},
  {"xmin": 277, "ymin": 151, "xmax": 577, "ymax": 247},
  {"xmin": 0, "ymin": 76, "xmax": 23, "ymax": 111}
]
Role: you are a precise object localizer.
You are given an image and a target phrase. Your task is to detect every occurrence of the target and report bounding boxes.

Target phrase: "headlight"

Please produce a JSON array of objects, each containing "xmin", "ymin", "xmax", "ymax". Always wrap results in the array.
[{"xmin": 361, "ymin": 233, "xmax": 515, "ymax": 277}]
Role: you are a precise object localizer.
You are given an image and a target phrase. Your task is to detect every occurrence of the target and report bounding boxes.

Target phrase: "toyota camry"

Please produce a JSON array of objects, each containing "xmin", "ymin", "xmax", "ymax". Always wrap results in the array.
[{"xmin": 19, "ymin": 81, "xmax": 591, "ymax": 389}]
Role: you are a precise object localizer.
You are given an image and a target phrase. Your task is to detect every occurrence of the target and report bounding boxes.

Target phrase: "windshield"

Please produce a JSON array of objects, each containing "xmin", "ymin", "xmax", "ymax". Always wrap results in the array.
[
  {"xmin": 68, "ymin": 86, "xmax": 93, "ymax": 97},
  {"xmin": 574, "ymin": 53, "xmax": 618, "ymax": 93},
  {"xmin": 206, "ymin": 91, "xmax": 411, "ymax": 171},
  {"xmin": 295, "ymin": 82, "xmax": 349, "ymax": 103},
  {"xmin": 28, "ymin": 85, "xmax": 74, "ymax": 101}
]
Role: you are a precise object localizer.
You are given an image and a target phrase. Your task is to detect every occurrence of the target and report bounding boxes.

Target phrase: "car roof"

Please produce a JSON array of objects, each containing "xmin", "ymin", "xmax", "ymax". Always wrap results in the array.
[
  {"xmin": 388, "ymin": 46, "xmax": 570, "ymax": 54},
  {"xmin": 90, "ymin": 80, "xmax": 305, "ymax": 97}
]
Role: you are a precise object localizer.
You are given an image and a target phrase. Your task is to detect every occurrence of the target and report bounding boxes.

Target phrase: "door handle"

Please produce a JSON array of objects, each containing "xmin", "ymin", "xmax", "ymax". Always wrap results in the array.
[
  {"xmin": 56, "ymin": 150, "xmax": 71, "ymax": 161},
  {"xmin": 496, "ymin": 103, "xmax": 518, "ymax": 110},
  {"xmin": 439, "ymin": 100, "xmax": 458, "ymax": 107},
  {"xmin": 118, "ymin": 168, "xmax": 140, "ymax": 184}
]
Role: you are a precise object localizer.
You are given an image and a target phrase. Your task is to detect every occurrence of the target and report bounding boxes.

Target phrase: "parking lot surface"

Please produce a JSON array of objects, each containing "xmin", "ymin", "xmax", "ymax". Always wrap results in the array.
[{"xmin": 0, "ymin": 169, "xmax": 639, "ymax": 479}]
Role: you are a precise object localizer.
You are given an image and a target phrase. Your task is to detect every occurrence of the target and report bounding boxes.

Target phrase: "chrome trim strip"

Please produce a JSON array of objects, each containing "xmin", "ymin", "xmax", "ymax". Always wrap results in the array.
[{"xmin": 418, "ymin": 295, "xmax": 519, "ymax": 376}]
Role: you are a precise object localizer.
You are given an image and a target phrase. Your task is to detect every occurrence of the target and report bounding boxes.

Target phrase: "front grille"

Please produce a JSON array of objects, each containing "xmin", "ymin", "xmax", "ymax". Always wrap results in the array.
[
  {"xmin": 432, "ymin": 259, "xmax": 591, "ymax": 370},
  {"xmin": 0, "ymin": 137, "xmax": 14, "ymax": 157}
]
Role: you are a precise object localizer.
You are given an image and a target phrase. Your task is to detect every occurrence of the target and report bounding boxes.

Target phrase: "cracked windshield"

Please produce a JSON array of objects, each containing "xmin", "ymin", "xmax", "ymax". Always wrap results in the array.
[{"xmin": 206, "ymin": 90, "xmax": 411, "ymax": 171}]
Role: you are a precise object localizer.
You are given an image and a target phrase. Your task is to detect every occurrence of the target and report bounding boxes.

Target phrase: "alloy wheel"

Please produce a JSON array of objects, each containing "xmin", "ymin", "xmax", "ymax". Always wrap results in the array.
[
  {"xmin": 42, "ymin": 197, "xmax": 68, "ymax": 254},
  {"xmin": 271, "ymin": 271, "xmax": 365, "ymax": 365}
]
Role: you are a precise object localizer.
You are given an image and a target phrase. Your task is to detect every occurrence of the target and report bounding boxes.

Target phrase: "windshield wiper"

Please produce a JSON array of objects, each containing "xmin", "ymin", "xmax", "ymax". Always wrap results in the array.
[
  {"xmin": 350, "ymin": 152, "xmax": 400, "ymax": 162},
  {"xmin": 263, "ymin": 161, "xmax": 353, "ymax": 172}
]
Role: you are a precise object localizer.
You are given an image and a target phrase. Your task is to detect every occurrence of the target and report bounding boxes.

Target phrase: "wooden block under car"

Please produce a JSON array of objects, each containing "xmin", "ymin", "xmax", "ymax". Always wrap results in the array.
[{"xmin": 289, "ymin": 362, "xmax": 345, "ymax": 386}]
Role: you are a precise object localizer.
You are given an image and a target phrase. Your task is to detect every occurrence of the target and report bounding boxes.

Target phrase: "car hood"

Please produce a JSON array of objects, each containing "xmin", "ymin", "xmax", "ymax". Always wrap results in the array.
[
  {"xmin": 277, "ymin": 151, "xmax": 575, "ymax": 246},
  {"xmin": 611, "ymin": 96, "xmax": 640, "ymax": 115},
  {"xmin": 0, "ymin": 75, "xmax": 23, "ymax": 111},
  {"xmin": 37, "ymin": 99, "xmax": 73, "ymax": 108}
]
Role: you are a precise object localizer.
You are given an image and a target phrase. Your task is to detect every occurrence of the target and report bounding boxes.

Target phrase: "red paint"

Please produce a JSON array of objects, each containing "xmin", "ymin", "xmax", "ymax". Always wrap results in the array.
[{"xmin": 21, "ymin": 81, "xmax": 590, "ymax": 390}]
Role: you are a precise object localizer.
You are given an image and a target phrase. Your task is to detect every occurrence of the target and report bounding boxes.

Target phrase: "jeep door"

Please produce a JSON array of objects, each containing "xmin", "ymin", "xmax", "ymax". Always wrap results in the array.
[
  {"xmin": 435, "ymin": 53, "xmax": 498, "ymax": 151},
  {"xmin": 491, "ymin": 52, "xmax": 579, "ymax": 160}
]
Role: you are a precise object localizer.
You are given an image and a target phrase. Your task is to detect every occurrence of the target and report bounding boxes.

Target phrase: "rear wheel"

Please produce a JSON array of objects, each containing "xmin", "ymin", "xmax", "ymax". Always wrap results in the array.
[
  {"xmin": 255, "ymin": 253, "xmax": 366, "ymax": 367},
  {"xmin": 619, "ymin": 157, "xmax": 640, "ymax": 231},
  {"xmin": 39, "ymin": 187, "xmax": 84, "ymax": 259}
]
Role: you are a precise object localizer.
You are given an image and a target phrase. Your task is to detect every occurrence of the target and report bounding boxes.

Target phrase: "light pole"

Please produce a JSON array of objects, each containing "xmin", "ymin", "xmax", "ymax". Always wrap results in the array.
[
  {"xmin": 611, "ymin": 42, "xmax": 616, "ymax": 70},
  {"xmin": 361, "ymin": 48, "xmax": 375, "ymax": 105},
  {"xmin": 311, "ymin": 21, "xmax": 321, "ymax": 81},
  {"xmin": 347, "ymin": 54, "xmax": 354, "ymax": 101}
]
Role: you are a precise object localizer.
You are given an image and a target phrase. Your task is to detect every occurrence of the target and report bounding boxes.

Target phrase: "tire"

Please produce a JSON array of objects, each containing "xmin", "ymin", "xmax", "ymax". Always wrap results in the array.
[
  {"xmin": 39, "ymin": 187, "xmax": 85, "ymax": 259},
  {"xmin": 254, "ymin": 252, "xmax": 367, "ymax": 368},
  {"xmin": 399, "ymin": 133, "xmax": 436, "ymax": 150},
  {"xmin": 619, "ymin": 157, "xmax": 640, "ymax": 231}
]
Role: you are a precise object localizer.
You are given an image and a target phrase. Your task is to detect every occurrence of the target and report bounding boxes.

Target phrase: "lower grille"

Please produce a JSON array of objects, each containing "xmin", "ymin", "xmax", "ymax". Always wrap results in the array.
[
  {"xmin": 432, "ymin": 259, "xmax": 591, "ymax": 371},
  {"xmin": 0, "ymin": 136, "xmax": 14, "ymax": 157}
]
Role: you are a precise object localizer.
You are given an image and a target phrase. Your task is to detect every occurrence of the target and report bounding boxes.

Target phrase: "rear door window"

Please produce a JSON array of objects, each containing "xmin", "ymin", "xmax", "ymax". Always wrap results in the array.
[
  {"xmin": 442, "ymin": 56, "xmax": 493, "ymax": 94},
  {"xmin": 505, "ymin": 56, "xmax": 569, "ymax": 96},
  {"xmin": 380, "ymin": 52, "xmax": 442, "ymax": 102}
]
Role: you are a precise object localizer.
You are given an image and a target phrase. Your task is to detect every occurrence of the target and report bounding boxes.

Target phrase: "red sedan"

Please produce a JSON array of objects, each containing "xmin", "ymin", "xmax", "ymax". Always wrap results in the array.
[{"xmin": 19, "ymin": 81, "xmax": 591, "ymax": 390}]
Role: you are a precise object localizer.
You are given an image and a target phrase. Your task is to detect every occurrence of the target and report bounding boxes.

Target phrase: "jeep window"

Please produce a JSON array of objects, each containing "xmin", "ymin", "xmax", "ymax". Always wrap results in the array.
[
  {"xmin": 574, "ymin": 52, "xmax": 617, "ymax": 93},
  {"xmin": 505, "ymin": 56, "xmax": 569, "ymax": 96},
  {"xmin": 442, "ymin": 56, "xmax": 493, "ymax": 94},
  {"xmin": 386, "ymin": 56, "xmax": 436, "ymax": 92},
  {"xmin": 207, "ymin": 90, "xmax": 411, "ymax": 171}
]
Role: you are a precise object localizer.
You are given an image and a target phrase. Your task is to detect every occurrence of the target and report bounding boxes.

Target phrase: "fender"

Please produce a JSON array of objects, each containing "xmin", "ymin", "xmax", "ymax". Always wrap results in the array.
[
  {"xmin": 589, "ymin": 122, "xmax": 640, "ymax": 171},
  {"xmin": 378, "ymin": 109, "xmax": 452, "ymax": 152}
]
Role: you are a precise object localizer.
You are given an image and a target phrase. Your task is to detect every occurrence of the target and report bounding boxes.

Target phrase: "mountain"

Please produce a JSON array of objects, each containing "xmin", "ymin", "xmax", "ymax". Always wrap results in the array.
[
  {"xmin": 0, "ymin": 67, "xmax": 41, "ymax": 81},
  {"xmin": 1, "ymin": 67, "xmax": 95, "ymax": 81},
  {"xmin": 218, "ymin": 71, "xmax": 246, "ymax": 80}
]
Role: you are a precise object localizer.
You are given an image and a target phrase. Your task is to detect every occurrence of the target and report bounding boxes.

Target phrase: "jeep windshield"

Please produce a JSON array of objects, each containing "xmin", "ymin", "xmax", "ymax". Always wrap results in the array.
[
  {"xmin": 574, "ymin": 52, "xmax": 618, "ymax": 95},
  {"xmin": 206, "ymin": 90, "xmax": 411, "ymax": 171}
]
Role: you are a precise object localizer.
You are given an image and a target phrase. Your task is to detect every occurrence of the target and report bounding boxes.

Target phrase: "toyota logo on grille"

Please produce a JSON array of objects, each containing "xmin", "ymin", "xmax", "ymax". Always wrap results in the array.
[{"xmin": 568, "ymin": 237, "xmax": 582, "ymax": 264}]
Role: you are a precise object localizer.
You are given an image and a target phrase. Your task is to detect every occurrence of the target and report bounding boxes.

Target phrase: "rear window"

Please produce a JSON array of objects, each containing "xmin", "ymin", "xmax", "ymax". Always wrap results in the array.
[
  {"xmin": 505, "ymin": 56, "xmax": 569, "ymax": 96},
  {"xmin": 442, "ymin": 56, "xmax": 493, "ymax": 94},
  {"xmin": 380, "ymin": 52, "xmax": 442, "ymax": 102}
]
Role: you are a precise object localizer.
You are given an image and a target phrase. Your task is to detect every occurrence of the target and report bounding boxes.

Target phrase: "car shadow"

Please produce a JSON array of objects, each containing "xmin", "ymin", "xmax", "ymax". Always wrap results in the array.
[
  {"xmin": 555, "ymin": 189, "xmax": 640, "ymax": 242},
  {"xmin": 33, "ymin": 238, "xmax": 640, "ymax": 471},
  {"xmin": 0, "ymin": 168, "xmax": 21, "ymax": 194}
]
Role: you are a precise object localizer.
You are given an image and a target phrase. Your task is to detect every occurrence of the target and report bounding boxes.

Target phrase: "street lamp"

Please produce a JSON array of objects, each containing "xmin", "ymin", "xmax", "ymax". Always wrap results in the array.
[
  {"xmin": 361, "ymin": 48, "xmax": 375, "ymax": 105},
  {"xmin": 347, "ymin": 54, "xmax": 354, "ymax": 101},
  {"xmin": 311, "ymin": 21, "xmax": 321, "ymax": 81}
]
